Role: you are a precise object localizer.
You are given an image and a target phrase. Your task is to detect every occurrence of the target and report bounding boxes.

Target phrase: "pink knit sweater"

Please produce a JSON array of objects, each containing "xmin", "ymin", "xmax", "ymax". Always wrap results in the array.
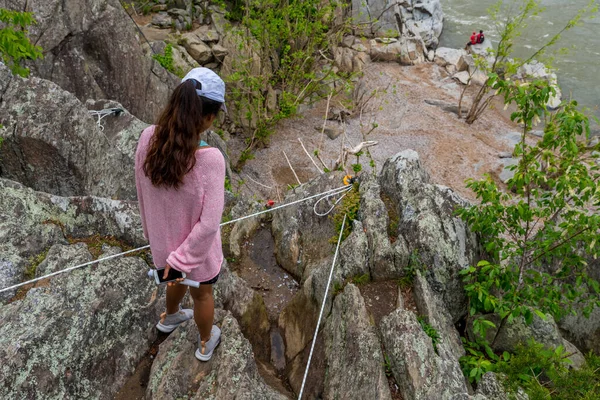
[{"xmin": 135, "ymin": 125, "xmax": 225, "ymax": 282}]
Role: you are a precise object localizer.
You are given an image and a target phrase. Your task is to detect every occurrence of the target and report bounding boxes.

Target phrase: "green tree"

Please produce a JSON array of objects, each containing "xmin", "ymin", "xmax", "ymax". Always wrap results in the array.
[
  {"xmin": 222, "ymin": 0, "xmax": 352, "ymax": 168},
  {"xmin": 0, "ymin": 8, "xmax": 43, "ymax": 77},
  {"xmin": 458, "ymin": 77, "xmax": 600, "ymax": 354},
  {"xmin": 458, "ymin": 0, "xmax": 596, "ymax": 124}
]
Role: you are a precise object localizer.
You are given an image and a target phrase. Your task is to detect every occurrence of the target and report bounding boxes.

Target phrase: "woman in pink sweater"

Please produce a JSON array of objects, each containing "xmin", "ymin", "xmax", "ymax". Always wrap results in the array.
[{"xmin": 135, "ymin": 68, "xmax": 226, "ymax": 361}]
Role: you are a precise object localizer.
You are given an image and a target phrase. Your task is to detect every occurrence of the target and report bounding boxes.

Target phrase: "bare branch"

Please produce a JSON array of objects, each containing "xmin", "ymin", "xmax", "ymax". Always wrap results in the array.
[
  {"xmin": 298, "ymin": 138, "xmax": 324, "ymax": 174},
  {"xmin": 283, "ymin": 150, "xmax": 302, "ymax": 186}
]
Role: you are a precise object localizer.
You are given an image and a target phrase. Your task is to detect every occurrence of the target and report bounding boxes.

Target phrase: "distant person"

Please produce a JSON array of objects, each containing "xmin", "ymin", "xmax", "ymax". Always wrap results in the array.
[
  {"xmin": 477, "ymin": 30, "xmax": 485, "ymax": 44},
  {"xmin": 465, "ymin": 32, "xmax": 477, "ymax": 49}
]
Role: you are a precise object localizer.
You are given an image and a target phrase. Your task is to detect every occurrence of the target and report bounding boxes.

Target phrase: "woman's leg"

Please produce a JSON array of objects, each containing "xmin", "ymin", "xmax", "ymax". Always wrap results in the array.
[
  {"xmin": 166, "ymin": 283, "xmax": 188, "ymax": 314},
  {"xmin": 189, "ymin": 285, "xmax": 214, "ymax": 341}
]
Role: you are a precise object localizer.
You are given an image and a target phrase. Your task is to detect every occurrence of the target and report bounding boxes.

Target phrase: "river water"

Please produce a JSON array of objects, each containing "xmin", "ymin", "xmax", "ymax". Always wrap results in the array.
[{"xmin": 439, "ymin": 0, "xmax": 600, "ymax": 120}]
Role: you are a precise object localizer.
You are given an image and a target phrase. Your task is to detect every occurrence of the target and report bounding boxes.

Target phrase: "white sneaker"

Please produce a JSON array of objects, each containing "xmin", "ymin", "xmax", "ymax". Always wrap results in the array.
[
  {"xmin": 156, "ymin": 308, "xmax": 194, "ymax": 333},
  {"xmin": 195, "ymin": 325, "xmax": 221, "ymax": 361}
]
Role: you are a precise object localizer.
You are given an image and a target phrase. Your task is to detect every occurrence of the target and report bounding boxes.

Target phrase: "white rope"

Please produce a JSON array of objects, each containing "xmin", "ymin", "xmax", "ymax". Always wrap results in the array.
[
  {"xmin": 313, "ymin": 185, "xmax": 352, "ymax": 217},
  {"xmin": 0, "ymin": 184, "xmax": 352, "ymax": 294},
  {"xmin": 298, "ymin": 214, "xmax": 347, "ymax": 400},
  {"xmin": 88, "ymin": 108, "xmax": 123, "ymax": 132},
  {"xmin": 220, "ymin": 184, "xmax": 351, "ymax": 227}
]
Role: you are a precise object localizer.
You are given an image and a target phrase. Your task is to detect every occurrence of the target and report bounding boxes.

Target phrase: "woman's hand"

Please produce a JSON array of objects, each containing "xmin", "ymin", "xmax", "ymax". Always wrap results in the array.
[{"xmin": 163, "ymin": 264, "xmax": 185, "ymax": 287}]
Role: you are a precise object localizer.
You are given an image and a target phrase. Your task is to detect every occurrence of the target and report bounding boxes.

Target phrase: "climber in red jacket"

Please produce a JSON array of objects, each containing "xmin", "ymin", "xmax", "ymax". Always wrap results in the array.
[{"xmin": 465, "ymin": 32, "xmax": 477, "ymax": 49}]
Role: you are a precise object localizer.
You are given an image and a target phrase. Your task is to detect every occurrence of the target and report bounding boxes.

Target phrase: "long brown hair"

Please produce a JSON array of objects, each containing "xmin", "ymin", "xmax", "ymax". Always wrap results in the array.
[{"xmin": 143, "ymin": 80, "xmax": 222, "ymax": 189}]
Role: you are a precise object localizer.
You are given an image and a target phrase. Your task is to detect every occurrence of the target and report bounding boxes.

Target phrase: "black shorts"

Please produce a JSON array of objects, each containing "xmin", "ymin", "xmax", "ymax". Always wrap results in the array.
[{"xmin": 200, "ymin": 273, "xmax": 219, "ymax": 285}]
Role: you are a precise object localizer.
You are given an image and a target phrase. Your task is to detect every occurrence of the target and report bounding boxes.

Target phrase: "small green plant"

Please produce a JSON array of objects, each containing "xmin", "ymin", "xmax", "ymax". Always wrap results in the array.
[
  {"xmin": 24, "ymin": 248, "xmax": 50, "ymax": 280},
  {"xmin": 152, "ymin": 43, "xmax": 184, "ymax": 78},
  {"xmin": 417, "ymin": 316, "xmax": 441, "ymax": 353},
  {"xmin": 459, "ymin": 337, "xmax": 498, "ymax": 384},
  {"xmin": 383, "ymin": 353, "xmax": 393, "ymax": 378},
  {"xmin": 330, "ymin": 182, "xmax": 360, "ymax": 243},
  {"xmin": 224, "ymin": 175, "xmax": 232, "ymax": 192},
  {"xmin": 397, "ymin": 250, "xmax": 424, "ymax": 289},
  {"xmin": 333, "ymin": 281, "xmax": 344, "ymax": 296},
  {"xmin": 0, "ymin": 8, "xmax": 43, "ymax": 77},
  {"xmin": 351, "ymin": 273, "xmax": 370, "ymax": 285}
]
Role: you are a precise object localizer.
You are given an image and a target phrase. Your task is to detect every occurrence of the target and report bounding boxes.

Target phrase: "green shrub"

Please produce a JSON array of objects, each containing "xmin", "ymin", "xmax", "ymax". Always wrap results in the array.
[
  {"xmin": 223, "ymin": 0, "xmax": 352, "ymax": 165},
  {"xmin": 458, "ymin": 81, "xmax": 600, "ymax": 354},
  {"xmin": 351, "ymin": 273, "xmax": 370, "ymax": 285},
  {"xmin": 417, "ymin": 316, "xmax": 441, "ymax": 353},
  {"xmin": 152, "ymin": 43, "xmax": 184, "ymax": 78},
  {"xmin": 330, "ymin": 182, "xmax": 360, "ymax": 243},
  {"xmin": 397, "ymin": 250, "xmax": 424, "ymax": 289},
  {"xmin": 0, "ymin": 8, "xmax": 43, "ymax": 77}
]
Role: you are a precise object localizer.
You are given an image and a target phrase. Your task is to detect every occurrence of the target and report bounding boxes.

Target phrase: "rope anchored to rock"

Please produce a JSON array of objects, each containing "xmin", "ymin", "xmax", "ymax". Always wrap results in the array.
[
  {"xmin": 0, "ymin": 182, "xmax": 355, "ymax": 295},
  {"xmin": 298, "ymin": 214, "xmax": 347, "ymax": 400}
]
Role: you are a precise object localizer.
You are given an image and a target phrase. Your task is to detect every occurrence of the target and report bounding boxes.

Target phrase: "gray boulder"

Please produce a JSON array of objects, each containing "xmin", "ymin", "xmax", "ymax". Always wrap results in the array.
[
  {"xmin": 0, "ymin": 244, "xmax": 161, "ymax": 399},
  {"xmin": 413, "ymin": 271, "xmax": 465, "ymax": 361},
  {"xmin": 359, "ymin": 177, "xmax": 410, "ymax": 280},
  {"xmin": 179, "ymin": 32, "xmax": 215, "ymax": 64},
  {"xmin": 435, "ymin": 47, "xmax": 470, "ymax": 75},
  {"xmin": 146, "ymin": 310, "xmax": 287, "ymax": 399},
  {"xmin": 0, "ymin": 178, "xmax": 144, "ymax": 301},
  {"xmin": 379, "ymin": 150, "xmax": 481, "ymax": 321},
  {"xmin": 558, "ymin": 306, "xmax": 600, "ymax": 355},
  {"xmin": 277, "ymin": 224, "xmax": 372, "ymax": 377},
  {"xmin": 214, "ymin": 261, "xmax": 271, "ymax": 363},
  {"xmin": 0, "ymin": 63, "xmax": 148, "ymax": 200},
  {"xmin": 271, "ymin": 173, "xmax": 344, "ymax": 282},
  {"xmin": 475, "ymin": 372, "xmax": 529, "ymax": 400},
  {"xmin": 370, "ymin": 36, "xmax": 427, "ymax": 65},
  {"xmin": 352, "ymin": 0, "xmax": 443, "ymax": 48},
  {"xmin": 0, "ymin": 0, "xmax": 178, "ymax": 123},
  {"xmin": 324, "ymin": 284, "xmax": 392, "ymax": 399},
  {"xmin": 380, "ymin": 308, "xmax": 470, "ymax": 400},
  {"xmin": 473, "ymin": 313, "xmax": 563, "ymax": 354}
]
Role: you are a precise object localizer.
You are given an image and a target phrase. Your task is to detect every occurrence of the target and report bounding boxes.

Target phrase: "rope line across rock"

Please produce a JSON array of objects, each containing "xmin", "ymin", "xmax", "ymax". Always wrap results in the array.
[{"xmin": 0, "ymin": 183, "xmax": 354, "ymax": 294}]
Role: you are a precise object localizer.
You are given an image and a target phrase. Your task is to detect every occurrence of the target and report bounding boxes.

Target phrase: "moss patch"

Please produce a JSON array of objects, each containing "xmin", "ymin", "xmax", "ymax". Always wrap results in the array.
[{"xmin": 380, "ymin": 192, "xmax": 399, "ymax": 243}]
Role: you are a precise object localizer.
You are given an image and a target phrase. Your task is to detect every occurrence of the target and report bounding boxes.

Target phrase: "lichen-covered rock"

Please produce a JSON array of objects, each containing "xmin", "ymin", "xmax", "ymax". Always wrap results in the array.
[
  {"xmin": 146, "ymin": 310, "xmax": 288, "ymax": 400},
  {"xmin": 475, "ymin": 372, "xmax": 529, "ymax": 400},
  {"xmin": 379, "ymin": 150, "xmax": 481, "ymax": 321},
  {"xmin": 277, "ymin": 213, "xmax": 375, "ymax": 368},
  {"xmin": 474, "ymin": 312, "xmax": 563, "ymax": 354},
  {"xmin": 271, "ymin": 172, "xmax": 344, "ymax": 281},
  {"xmin": 0, "ymin": 245, "xmax": 161, "ymax": 399},
  {"xmin": 380, "ymin": 309, "xmax": 470, "ymax": 400},
  {"xmin": 0, "ymin": 63, "xmax": 148, "ymax": 200},
  {"xmin": 359, "ymin": 177, "xmax": 409, "ymax": 279},
  {"xmin": 324, "ymin": 284, "xmax": 392, "ymax": 399},
  {"xmin": 214, "ymin": 261, "xmax": 271, "ymax": 362},
  {"xmin": 0, "ymin": 0, "xmax": 178, "ymax": 122},
  {"xmin": 413, "ymin": 271, "xmax": 465, "ymax": 362},
  {"xmin": 558, "ymin": 306, "xmax": 600, "ymax": 355},
  {"xmin": 0, "ymin": 178, "xmax": 144, "ymax": 301}
]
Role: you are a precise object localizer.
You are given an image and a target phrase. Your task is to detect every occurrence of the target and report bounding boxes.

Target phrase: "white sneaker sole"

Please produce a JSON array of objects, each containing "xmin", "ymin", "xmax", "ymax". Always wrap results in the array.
[
  {"xmin": 156, "ymin": 322, "xmax": 179, "ymax": 333},
  {"xmin": 195, "ymin": 337, "xmax": 221, "ymax": 362}
]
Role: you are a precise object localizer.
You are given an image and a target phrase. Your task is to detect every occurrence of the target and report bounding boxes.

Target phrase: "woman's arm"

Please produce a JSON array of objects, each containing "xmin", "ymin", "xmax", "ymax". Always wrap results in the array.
[
  {"xmin": 135, "ymin": 142, "xmax": 149, "ymax": 240},
  {"xmin": 166, "ymin": 149, "xmax": 225, "ymax": 273}
]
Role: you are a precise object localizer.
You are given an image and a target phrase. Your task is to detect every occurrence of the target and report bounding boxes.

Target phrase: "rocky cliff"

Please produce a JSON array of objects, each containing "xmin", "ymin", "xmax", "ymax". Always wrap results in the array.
[{"xmin": 0, "ymin": 1, "xmax": 594, "ymax": 399}]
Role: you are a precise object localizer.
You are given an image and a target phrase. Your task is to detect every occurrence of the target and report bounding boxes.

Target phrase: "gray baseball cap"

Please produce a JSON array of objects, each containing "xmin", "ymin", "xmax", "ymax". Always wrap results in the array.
[{"xmin": 182, "ymin": 67, "xmax": 227, "ymax": 112}]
